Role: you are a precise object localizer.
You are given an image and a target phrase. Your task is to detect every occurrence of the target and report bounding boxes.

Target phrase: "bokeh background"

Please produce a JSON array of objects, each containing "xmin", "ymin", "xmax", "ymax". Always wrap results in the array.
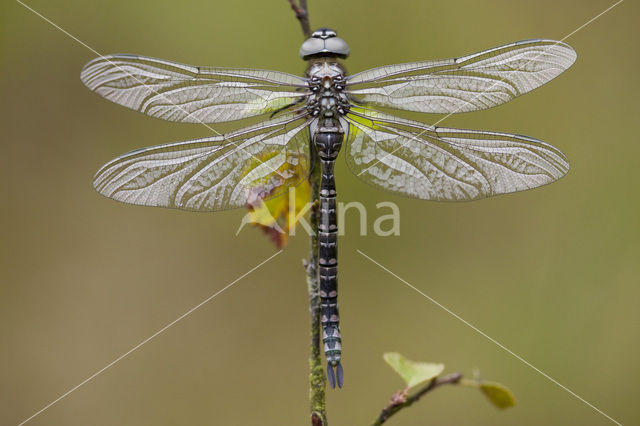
[{"xmin": 1, "ymin": 0, "xmax": 638, "ymax": 425}]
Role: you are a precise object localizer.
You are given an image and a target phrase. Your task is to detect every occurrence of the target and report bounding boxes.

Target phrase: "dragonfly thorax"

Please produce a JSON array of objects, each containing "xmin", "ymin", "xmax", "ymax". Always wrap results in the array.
[{"xmin": 306, "ymin": 61, "xmax": 349, "ymax": 118}]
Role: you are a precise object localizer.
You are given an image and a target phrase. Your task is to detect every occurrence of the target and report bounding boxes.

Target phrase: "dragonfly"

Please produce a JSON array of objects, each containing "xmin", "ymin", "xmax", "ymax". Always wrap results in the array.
[{"xmin": 81, "ymin": 28, "xmax": 576, "ymax": 389}]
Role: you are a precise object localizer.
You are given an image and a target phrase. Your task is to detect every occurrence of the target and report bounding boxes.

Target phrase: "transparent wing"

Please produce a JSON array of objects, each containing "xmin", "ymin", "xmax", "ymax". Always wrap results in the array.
[
  {"xmin": 93, "ymin": 114, "xmax": 312, "ymax": 211},
  {"xmin": 346, "ymin": 39, "xmax": 576, "ymax": 114},
  {"xmin": 81, "ymin": 54, "xmax": 309, "ymax": 123},
  {"xmin": 344, "ymin": 108, "xmax": 569, "ymax": 201}
]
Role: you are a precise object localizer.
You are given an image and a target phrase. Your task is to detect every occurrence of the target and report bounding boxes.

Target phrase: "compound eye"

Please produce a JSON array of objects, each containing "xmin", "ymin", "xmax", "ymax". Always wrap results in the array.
[
  {"xmin": 325, "ymin": 37, "xmax": 350, "ymax": 57},
  {"xmin": 299, "ymin": 38, "xmax": 325, "ymax": 59}
]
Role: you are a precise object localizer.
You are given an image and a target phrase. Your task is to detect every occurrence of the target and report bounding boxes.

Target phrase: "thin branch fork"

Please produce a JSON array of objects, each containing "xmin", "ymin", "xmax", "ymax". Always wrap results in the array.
[
  {"xmin": 288, "ymin": 0, "xmax": 311, "ymax": 38},
  {"xmin": 373, "ymin": 372, "xmax": 463, "ymax": 426}
]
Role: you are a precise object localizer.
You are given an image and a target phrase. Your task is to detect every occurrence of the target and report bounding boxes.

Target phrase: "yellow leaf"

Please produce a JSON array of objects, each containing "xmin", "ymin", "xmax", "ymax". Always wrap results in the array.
[
  {"xmin": 244, "ymin": 180, "xmax": 311, "ymax": 248},
  {"xmin": 480, "ymin": 382, "xmax": 516, "ymax": 409},
  {"xmin": 248, "ymin": 201, "xmax": 280, "ymax": 227},
  {"xmin": 240, "ymin": 149, "xmax": 311, "ymax": 248},
  {"xmin": 383, "ymin": 352, "xmax": 445, "ymax": 389}
]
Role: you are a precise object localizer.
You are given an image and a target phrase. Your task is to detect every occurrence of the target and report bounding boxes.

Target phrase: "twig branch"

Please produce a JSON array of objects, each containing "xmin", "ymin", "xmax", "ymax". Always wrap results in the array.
[
  {"xmin": 306, "ymin": 163, "xmax": 325, "ymax": 424},
  {"xmin": 290, "ymin": 1, "xmax": 323, "ymax": 422},
  {"xmin": 288, "ymin": 0, "xmax": 311, "ymax": 38},
  {"xmin": 373, "ymin": 372, "xmax": 463, "ymax": 425}
]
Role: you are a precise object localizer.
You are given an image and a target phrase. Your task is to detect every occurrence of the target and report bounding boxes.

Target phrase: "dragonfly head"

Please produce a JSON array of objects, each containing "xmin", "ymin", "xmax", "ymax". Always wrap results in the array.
[{"xmin": 300, "ymin": 28, "xmax": 350, "ymax": 60}]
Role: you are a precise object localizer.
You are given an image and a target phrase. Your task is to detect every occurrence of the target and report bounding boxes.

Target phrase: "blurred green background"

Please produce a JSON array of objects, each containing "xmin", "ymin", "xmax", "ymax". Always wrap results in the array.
[{"xmin": 1, "ymin": 0, "xmax": 638, "ymax": 425}]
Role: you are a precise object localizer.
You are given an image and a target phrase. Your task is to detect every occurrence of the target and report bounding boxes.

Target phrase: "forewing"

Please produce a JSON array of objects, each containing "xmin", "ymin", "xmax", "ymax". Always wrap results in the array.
[
  {"xmin": 346, "ymin": 39, "xmax": 576, "ymax": 114},
  {"xmin": 344, "ymin": 109, "xmax": 569, "ymax": 201},
  {"xmin": 81, "ymin": 54, "xmax": 308, "ymax": 123},
  {"xmin": 93, "ymin": 114, "xmax": 312, "ymax": 211}
]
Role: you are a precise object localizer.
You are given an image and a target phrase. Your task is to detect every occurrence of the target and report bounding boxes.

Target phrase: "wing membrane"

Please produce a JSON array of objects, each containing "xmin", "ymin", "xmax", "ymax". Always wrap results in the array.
[
  {"xmin": 93, "ymin": 114, "xmax": 312, "ymax": 211},
  {"xmin": 81, "ymin": 54, "xmax": 309, "ymax": 123},
  {"xmin": 344, "ymin": 109, "xmax": 569, "ymax": 201},
  {"xmin": 346, "ymin": 39, "xmax": 576, "ymax": 114}
]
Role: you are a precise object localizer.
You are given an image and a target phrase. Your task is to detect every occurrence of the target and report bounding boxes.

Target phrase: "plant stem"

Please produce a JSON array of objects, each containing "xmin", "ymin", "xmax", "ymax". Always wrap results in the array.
[
  {"xmin": 288, "ymin": 0, "xmax": 311, "ymax": 38},
  {"xmin": 306, "ymin": 159, "xmax": 326, "ymax": 425},
  {"xmin": 288, "ymin": 1, "xmax": 323, "ymax": 423},
  {"xmin": 373, "ymin": 372, "xmax": 463, "ymax": 425}
]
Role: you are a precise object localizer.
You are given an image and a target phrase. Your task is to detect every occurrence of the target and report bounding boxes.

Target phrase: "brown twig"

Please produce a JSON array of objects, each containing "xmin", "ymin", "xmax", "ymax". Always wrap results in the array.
[
  {"xmin": 291, "ymin": 1, "xmax": 323, "ymax": 423},
  {"xmin": 288, "ymin": 0, "xmax": 311, "ymax": 38},
  {"xmin": 306, "ymin": 164, "xmax": 326, "ymax": 425},
  {"xmin": 373, "ymin": 372, "xmax": 464, "ymax": 425}
]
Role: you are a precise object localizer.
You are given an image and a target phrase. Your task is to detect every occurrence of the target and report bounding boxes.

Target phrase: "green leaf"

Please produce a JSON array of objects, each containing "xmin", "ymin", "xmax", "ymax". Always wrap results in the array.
[
  {"xmin": 383, "ymin": 352, "xmax": 445, "ymax": 388},
  {"xmin": 480, "ymin": 382, "xmax": 516, "ymax": 409}
]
